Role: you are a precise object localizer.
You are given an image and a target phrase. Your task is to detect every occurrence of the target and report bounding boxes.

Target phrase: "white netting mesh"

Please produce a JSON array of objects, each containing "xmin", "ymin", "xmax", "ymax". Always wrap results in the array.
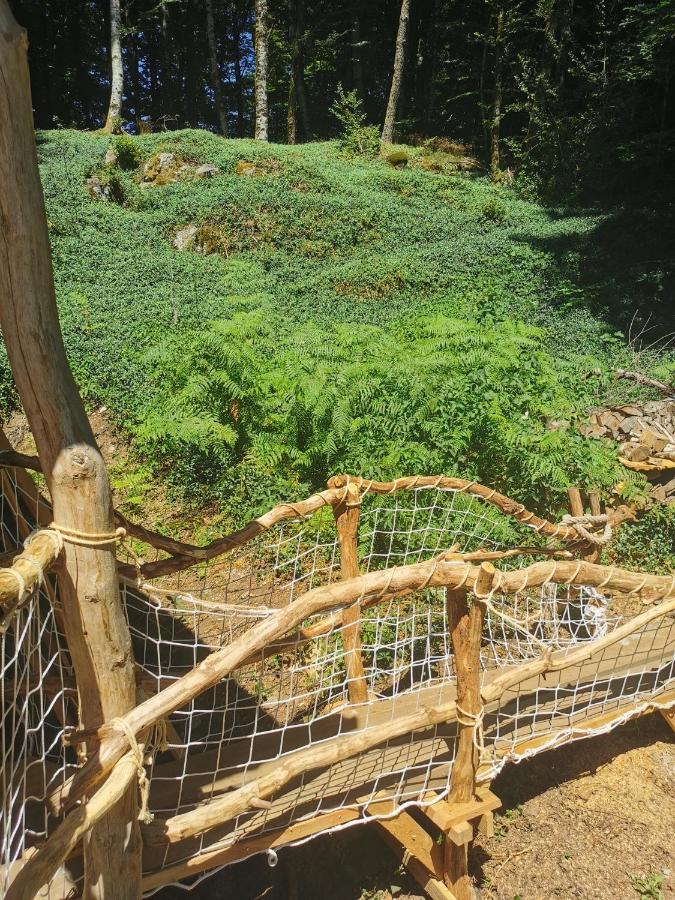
[
  {"xmin": 1, "ymin": 477, "xmax": 673, "ymax": 896},
  {"xmin": 0, "ymin": 471, "xmax": 74, "ymax": 897}
]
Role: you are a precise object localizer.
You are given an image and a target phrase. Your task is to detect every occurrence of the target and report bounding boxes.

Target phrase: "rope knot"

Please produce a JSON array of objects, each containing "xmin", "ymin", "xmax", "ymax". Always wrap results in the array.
[
  {"xmin": 111, "ymin": 716, "xmax": 167, "ymax": 824},
  {"xmin": 560, "ymin": 513, "xmax": 612, "ymax": 547},
  {"xmin": 456, "ymin": 703, "xmax": 486, "ymax": 761}
]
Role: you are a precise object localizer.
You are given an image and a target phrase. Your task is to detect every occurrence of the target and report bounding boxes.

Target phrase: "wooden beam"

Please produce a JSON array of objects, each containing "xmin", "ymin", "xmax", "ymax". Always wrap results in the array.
[
  {"xmin": 659, "ymin": 708, "xmax": 675, "ymax": 734},
  {"xmin": 444, "ymin": 564, "xmax": 493, "ymax": 900},
  {"xmin": 332, "ymin": 481, "xmax": 368, "ymax": 704},
  {"xmin": 0, "ymin": 7, "xmax": 141, "ymax": 896}
]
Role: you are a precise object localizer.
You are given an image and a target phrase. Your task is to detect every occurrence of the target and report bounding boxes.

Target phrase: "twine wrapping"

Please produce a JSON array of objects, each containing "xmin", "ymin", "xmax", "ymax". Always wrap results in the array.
[{"xmin": 560, "ymin": 513, "xmax": 612, "ymax": 546}]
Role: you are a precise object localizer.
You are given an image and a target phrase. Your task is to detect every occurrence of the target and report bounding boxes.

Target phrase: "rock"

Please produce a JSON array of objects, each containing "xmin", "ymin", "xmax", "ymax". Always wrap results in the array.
[
  {"xmin": 621, "ymin": 444, "xmax": 650, "ymax": 462},
  {"xmin": 642, "ymin": 429, "xmax": 670, "ymax": 452},
  {"xmin": 236, "ymin": 160, "xmax": 258, "ymax": 177},
  {"xmin": 85, "ymin": 175, "xmax": 109, "ymax": 200},
  {"xmin": 618, "ymin": 415, "xmax": 638, "ymax": 434},
  {"xmin": 104, "ymin": 146, "xmax": 117, "ymax": 166},
  {"xmin": 195, "ymin": 163, "xmax": 219, "ymax": 178},
  {"xmin": 173, "ymin": 224, "xmax": 197, "ymax": 251}
]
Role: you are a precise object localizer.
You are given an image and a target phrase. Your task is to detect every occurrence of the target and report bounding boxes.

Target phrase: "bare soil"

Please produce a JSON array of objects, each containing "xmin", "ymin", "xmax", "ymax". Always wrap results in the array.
[{"xmin": 160, "ymin": 714, "xmax": 674, "ymax": 900}]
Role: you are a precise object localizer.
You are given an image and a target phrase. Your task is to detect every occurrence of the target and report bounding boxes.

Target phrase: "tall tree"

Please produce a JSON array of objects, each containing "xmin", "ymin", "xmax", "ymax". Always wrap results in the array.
[
  {"xmin": 287, "ymin": 0, "xmax": 307, "ymax": 142},
  {"xmin": 383, "ymin": 0, "xmax": 411, "ymax": 143},
  {"xmin": 490, "ymin": 6, "xmax": 505, "ymax": 172},
  {"xmin": 254, "ymin": 0, "xmax": 270, "ymax": 140},
  {"xmin": 205, "ymin": 0, "xmax": 228, "ymax": 134},
  {"xmin": 103, "ymin": 0, "xmax": 123, "ymax": 132}
]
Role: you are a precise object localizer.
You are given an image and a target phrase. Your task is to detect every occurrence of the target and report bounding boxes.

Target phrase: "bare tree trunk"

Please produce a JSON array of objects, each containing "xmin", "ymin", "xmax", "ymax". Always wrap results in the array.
[
  {"xmin": 205, "ymin": 0, "xmax": 227, "ymax": 134},
  {"xmin": 254, "ymin": 0, "xmax": 269, "ymax": 140},
  {"xmin": 382, "ymin": 0, "xmax": 411, "ymax": 144},
  {"xmin": 351, "ymin": 4, "xmax": 364, "ymax": 98},
  {"xmin": 0, "ymin": 5, "xmax": 141, "ymax": 898},
  {"xmin": 287, "ymin": 0, "xmax": 306, "ymax": 143},
  {"xmin": 233, "ymin": 17, "xmax": 245, "ymax": 136},
  {"xmin": 103, "ymin": 0, "xmax": 124, "ymax": 132},
  {"xmin": 490, "ymin": 7, "xmax": 505, "ymax": 173}
]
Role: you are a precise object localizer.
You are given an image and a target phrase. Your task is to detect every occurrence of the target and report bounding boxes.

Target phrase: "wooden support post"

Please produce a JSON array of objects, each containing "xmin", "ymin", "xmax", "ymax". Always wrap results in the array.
[
  {"xmin": 443, "ymin": 563, "xmax": 494, "ymax": 900},
  {"xmin": 588, "ymin": 490, "xmax": 602, "ymax": 517},
  {"xmin": 0, "ymin": 8, "xmax": 141, "ymax": 898},
  {"xmin": 332, "ymin": 481, "xmax": 369, "ymax": 704},
  {"xmin": 566, "ymin": 487, "xmax": 584, "ymax": 519}
]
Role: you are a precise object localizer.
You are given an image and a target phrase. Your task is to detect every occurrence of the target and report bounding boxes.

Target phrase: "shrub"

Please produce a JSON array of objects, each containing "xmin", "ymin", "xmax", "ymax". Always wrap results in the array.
[
  {"xmin": 480, "ymin": 198, "xmax": 508, "ymax": 224},
  {"xmin": 330, "ymin": 85, "xmax": 381, "ymax": 157},
  {"xmin": 112, "ymin": 133, "xmax": 144, "ymax": 170}
]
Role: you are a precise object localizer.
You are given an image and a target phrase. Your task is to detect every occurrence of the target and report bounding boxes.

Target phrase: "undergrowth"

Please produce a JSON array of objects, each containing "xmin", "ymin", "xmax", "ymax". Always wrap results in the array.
[{"xmin": 0, "ymin": 129, "xmax": 671, "ymax": 532}]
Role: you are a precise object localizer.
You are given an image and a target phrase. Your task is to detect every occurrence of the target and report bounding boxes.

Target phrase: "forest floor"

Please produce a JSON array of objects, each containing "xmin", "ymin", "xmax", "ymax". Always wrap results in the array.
[{"xmin": 161, "ymin": 714, "xmax": 674, "ymax": 900}]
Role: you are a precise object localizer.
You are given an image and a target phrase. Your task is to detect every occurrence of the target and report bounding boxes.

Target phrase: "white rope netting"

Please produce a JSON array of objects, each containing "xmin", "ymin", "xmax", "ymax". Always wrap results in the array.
[
  {"xmin": 1, "ymin": 478, "xmax": 673, "ymax": 896},
  {"xmin": 0, "ymin": 472, "xmax": 75, "ymax": 897}
]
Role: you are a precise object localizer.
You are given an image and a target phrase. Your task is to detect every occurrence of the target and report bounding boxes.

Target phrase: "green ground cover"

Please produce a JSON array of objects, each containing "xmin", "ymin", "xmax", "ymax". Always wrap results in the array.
[{"xmin": 2, "ymin": 129, "xmax": 672, "ymax": 524}]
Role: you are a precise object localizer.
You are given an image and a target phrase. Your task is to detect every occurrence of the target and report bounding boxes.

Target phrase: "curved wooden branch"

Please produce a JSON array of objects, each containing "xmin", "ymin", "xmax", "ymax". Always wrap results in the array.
[
  {"xmin": 50, "ymin": 556, "xmax": 675, "ymax": 815},
  {"xmin": 128, "ymin": 486, "xmax": 347, "ymax": 580},
  {"xmin": 5, "ymin": 750, "xmax": 139, "ymax": 900},
  {"xmin": 614, "ymin": 368, "xmax": 674, "ymax": 396},
  {"xmin": 329, "ymin": 474, "xmax": 583, "ymax": 541},
  {"xmin": 0, "ymin": 530, "xmax": 62, "ymax": 609}
]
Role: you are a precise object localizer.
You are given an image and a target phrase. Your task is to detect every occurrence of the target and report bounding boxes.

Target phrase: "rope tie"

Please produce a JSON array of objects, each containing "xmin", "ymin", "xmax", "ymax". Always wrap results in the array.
[
  {"xmin": 111, "ymin": 716, "xmax": 167, "ymax": 824},
  {"xmin": 560, "ymin": 514, "xmax": 612, "ymax": 546},
  {"xmin": 456, "ymin": 703, "xmax": 485, "ymax": 760},
  {"xmin": 49, "ymin": 523, "xmax": 127, "ymax": 548}
]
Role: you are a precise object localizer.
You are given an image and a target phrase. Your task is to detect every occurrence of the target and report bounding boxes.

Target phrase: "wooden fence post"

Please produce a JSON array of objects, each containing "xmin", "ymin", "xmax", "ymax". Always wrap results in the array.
[
  {"xmin": 443, "ymin": 563, "xmax": 494, "ymax": 900},
  {"xmin": 331, "ymin": 481, "xmax": 369, "ymax": 704},
  {"xmin": 0, "ymin": 7, "xmax": 141, "ymax": 897}
]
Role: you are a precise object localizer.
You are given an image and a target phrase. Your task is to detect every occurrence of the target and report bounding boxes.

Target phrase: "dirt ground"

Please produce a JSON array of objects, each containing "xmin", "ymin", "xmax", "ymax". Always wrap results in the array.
[{"xmin": 160, "ymin": 714, "xmax": 674, "ymax": 900}]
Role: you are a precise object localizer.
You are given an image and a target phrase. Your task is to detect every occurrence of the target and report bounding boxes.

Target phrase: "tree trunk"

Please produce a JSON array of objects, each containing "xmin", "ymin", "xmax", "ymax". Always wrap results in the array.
[
  {"xmin": 233, "ymin": 17, "xmax": 245, "ymax": 136},
  {"xmin": 159, "ymin": 2, "xmax": 173, "ymax": 120},
  {"xmin": 490, "ymin": 7, "xmax": 504, "ymax": 173},
  {"xmin": 287, "ymin": 0, "xmax": 306, "ymax": 143},
  {"xmin": 351, "ymin": 4, "xmax": 364, "ymax": 99},
  {"xmin": 205, "ymin": 0, "xmax": 227, "ymax": 134},
  {"xmin": 382, "ymin": 0, "xmax": 411, "ymax": 144},
  {"xmin": 103, "ymin": 0, "xmax": 124, "ymax": 132},
  {"xmin": 254, "ymin": 0, "xmax": 269, "ymax": 140},
  {"xmin": 0, "ymin": 5, "xmax": 141, "ymax": 898}
]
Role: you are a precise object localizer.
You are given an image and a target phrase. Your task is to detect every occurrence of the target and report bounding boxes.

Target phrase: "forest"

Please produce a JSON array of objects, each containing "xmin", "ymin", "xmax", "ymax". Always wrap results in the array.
[
  {"xmin": 2, "ymin": 0, "xmax": 675, "ymax": 554},
  {"xmin": 12, "ymin": 0, "xmax": 675, "ymax": 199}
]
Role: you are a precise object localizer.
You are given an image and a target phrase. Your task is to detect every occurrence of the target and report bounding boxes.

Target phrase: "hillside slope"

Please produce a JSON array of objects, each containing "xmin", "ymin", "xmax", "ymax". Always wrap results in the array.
[{"xmin": 1, "ymin": 129, "xmax": 669, "ymax": 520}]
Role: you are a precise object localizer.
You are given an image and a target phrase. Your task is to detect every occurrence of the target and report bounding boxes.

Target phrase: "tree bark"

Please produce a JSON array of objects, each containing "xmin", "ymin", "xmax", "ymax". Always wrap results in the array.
[
  {"xmin": 287, "ymin": 0, "xmax": 306, "ymax": 143},
  {"xmin": 490, "ymin": 7, "xmax": 505, "ymax": 173},
  {"xmin": 383, "ymin": 0, "xmax": 411, "ymax": 144},
  {"xmin": 233, "ymin": 15, "xmax": 245, "ymax": 136},
  {"xmin": 0, "ymin": 5, "xmax": 141, "ymax": 898},
  {"xmin": 103, "ymin": 0, "xmax": 124, "ymax": 132},
  {"xmin": 351, "ymin": 3, "xmax": 364, "ymax": 99},
  {"xmin": 254, "ymin": 0, "xmax": 269, "ymax": 140},
  {"xmin": 205, "ymin": 0, "xmax": 227, "ymax": 134}
]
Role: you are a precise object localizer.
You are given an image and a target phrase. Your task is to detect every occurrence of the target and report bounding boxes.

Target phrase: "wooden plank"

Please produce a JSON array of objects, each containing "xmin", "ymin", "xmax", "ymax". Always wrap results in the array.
[
  {"xmin": 422, "ymin": 788, "xmax": 501, "ymax": 831},
  {"xmin": 446, "ymin": 822, "xmax": 473, "ymax": 848},
  {"xmin": 658, "ymin": 706, "xmax": 675, "ymax": 733},
  {"xmin": 369, "ymin": 802, "xmax": 442, "ymax": 876},
  {"xmin": 141, "ymin": 806, "xmax": 363, "ymax": 891}
]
